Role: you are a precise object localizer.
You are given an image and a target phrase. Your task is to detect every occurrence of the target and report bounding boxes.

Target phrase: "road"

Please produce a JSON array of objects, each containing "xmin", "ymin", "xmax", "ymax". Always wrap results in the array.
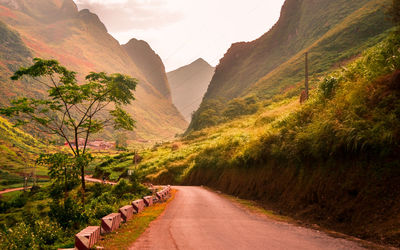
[
  {"xmin": 130, "ymin": 186, "xmax": 363, "ymax": 250},
  {"xmin": 85, "ymin": 176, "xmax": 116, "ymax": 185},
  {"xmin": 0, "ymin": 187, "xmax": 25, "ymax": 195}
]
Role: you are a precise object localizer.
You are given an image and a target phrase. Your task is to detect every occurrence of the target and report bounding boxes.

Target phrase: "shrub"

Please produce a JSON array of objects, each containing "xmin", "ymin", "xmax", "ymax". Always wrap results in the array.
[
  {"xmin": 0, "ymin": 222, "xmax": 38, "ymax": 250},
  {"xmin": 111, "ymin": 179, "xmax": 133, "ymax": 198},
  {"xmin": 49, "ymin": 198, "xmax": 88, "ymax": 229},
  {"xmin": 34, "ymin": 220, "xmax": 63, "ymax": 247},
  {"xmin": 319, "ymin": 77, "xmax": 339, "ymax": 99}
]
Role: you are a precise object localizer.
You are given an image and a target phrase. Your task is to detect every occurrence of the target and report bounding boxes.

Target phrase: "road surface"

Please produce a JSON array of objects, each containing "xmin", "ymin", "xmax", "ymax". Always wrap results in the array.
[
  {"xmin": 130, "ymin": 186, "xmax": 363, "ymax": 250},
  {"xmin": 0, "ymin": 187, "xmax": 25, "ymax": 195}
]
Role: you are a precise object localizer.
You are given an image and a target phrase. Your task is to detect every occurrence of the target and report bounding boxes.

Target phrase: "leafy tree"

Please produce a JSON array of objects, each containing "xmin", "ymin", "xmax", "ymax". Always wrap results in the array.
[
  {"xmin": 388, "ymin": 0, "xmax": 400, "ymax": 25},
  {"xmin": 0, "ymin": 58, "xmax": 138, "ymax": 195},
  {"xmin": 36, "ymin": 153, "xmax": 81, "ymax": 199},
  {"xmin": 115, "ymin": 133, "xmax": 128, "ymax": 151}
]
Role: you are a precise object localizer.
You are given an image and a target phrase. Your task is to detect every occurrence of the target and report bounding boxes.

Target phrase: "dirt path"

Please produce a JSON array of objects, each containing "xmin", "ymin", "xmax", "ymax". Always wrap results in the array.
[
  {"xmin": 0, "ymin": 187, "xmax": 25, "ymax": 195},
  {"xmin": 85, "ymin": 176, "xmax": 116, "ymax": 185},
  {"xmin": 0, "ymin": 176, "xmax": 115, "ymax": 196},
  {"xmin": 130, "ymin": 186, "xmax": 363, "ymax": 250}
]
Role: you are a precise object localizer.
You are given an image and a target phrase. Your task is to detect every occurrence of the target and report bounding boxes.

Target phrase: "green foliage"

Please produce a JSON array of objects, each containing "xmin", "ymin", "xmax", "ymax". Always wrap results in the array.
[
  {"xmin": 37, "ymin": 153, "xmax": 80, "ymax": 193},
  {"xmin": 0, "ymin": 222, "xmax": 39, "ymax": 250},
  {"xmin": 0, "ymin": 192, "xmax": 28, "ymax": 213},
  {"xmin": 189, "ymin": 97, "xmax": 259, "ymax": 132},
  {"xmin": 319, "ymin": 77, "xmax": 339, "ymax": 99},
  {"xmin": 222, "ymin": 97, "xmax": 259, "ymax": 119},
  {"xmin": 0, "ymin": 220, "xmax": 64, "ymax": 250},
  {"xmin": 115, "ymin": 133, "xmax": 128, "ymax": 151},
  {"xmin": 49, "ymin": 197, "xmax": 88, "ymax": 229},
  {"xmin": 33, "ymin": 220, "xmax": 63, "ymax": 248}
]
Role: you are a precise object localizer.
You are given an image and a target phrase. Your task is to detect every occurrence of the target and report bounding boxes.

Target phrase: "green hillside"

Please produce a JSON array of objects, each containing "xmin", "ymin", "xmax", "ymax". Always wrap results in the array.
[
  {"xmin": 0, "ymin": 116, "xmax": 48, "ymax": 191},
  {"xmin": 189, "ymin": 0, "xmax": 393, "ymax": 132},
  {"xmin": 124, "ymin": 30, "xmax": 400, "ymax": 246}
]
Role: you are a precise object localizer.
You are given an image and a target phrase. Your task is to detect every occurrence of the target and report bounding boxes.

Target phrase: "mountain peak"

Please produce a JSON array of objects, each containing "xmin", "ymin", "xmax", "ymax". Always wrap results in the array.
[
  {"xmin": 78, "ymin": 8, "xmax": 107, "ymax": 32},
  {"xmin": 192, "ymin": 58, "xmax": 212, "ymax": 68},
  {"xmin": 123, "ymin": 37, "xmax": 171, "ymax": 100},
  {"xmin": 167, "ymin": 58, "xmax": 215, "ymax": 122},
  {"xmin": 125, "ymin": 38, "xmax": 152, "ymax": 51}
]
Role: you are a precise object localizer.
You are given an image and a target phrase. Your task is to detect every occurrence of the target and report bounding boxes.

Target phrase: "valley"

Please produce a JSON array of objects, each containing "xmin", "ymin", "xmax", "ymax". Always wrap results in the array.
[{"xmin": 1, "ymin": 0, "xmax": 400, "ymax": 249}]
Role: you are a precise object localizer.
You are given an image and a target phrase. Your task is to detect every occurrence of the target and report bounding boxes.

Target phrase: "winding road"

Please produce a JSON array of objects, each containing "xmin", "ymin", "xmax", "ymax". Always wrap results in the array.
[{"xmin": 130, "ymin": 186, "xmax": 363, "ymax": 250}]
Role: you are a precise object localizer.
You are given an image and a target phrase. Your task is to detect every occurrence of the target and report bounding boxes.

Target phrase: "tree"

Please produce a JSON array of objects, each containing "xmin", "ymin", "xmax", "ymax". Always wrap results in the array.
[
  {"xmin": 0, "ymin": 58, "xmax": 137, "ymax": 195},
  {"xmin": 388, "ymin": 0, "xmax": 400, "ymax": 25},
  {"xmin": 115, "ymin": 133, "xmax": 128, "ymax": 151}
]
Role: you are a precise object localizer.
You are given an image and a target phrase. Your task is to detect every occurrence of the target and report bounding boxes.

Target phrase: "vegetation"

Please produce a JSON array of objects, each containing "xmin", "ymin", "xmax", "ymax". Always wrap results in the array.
[
  {"xmin": 1, "ymin": 0, "xmax": 399, "ymax": 248},
  {"xmin": 0, "ymin": 59, "xmax": 145, "ymax": 249},
  {"xmin": 0, "ymin": 58, "xmax": 138, "ymax": 197},
  {"xmin": 126, "ymin": 26, "xmax": 400, "ymax": 246},
  {"xmin": 189, "ymin": 0, "xmax": 393, "ymax": 132},
  {"xmin": 0, "ymin": 116, "xmax": 48, "ymax": 191},
  {"xmin": 0, "ymin": 180, "xmax": 151, "ymax": 249}
]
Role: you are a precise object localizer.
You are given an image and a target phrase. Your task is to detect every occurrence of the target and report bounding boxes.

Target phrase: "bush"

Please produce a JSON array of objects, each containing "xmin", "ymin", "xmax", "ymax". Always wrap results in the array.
[
  {"xmin": 111, "ymin": 179, "xmax": 133, "ymax": 198},
  {"xmin": 49, "ymin": 198, "xmax": 88, "ymax": 229},
  {"xmin": 0, "ymin": 220, "xmax": 64, "ymax": 249},
  {"xmin": 319, "ymin": 77, "xmax": 339, "ymax": 99},
  {"xmin": 92, "ymin": 203, "xmax": 114, "ymax": 220},
  {"xmin": 0, "ymin": 222, "xmax": 38, "ymax": 250},
  {"xmin": 34, "ymin": 220, "xmax": 63, "ymax": 247}
]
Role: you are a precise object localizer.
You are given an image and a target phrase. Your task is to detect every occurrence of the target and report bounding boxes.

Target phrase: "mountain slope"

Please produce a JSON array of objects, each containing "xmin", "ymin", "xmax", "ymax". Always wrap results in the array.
[
  {"xmin": 189, "ymin": 0, "xmax": 393, "ymax": 131},
  {"xmin": 0, "ymin": 0, "xmax": 187, "ymax": 140},
  {"xmin": 123, "ymin": 38, "xmax": 171, "ymax": 100},
  {"xmin": 167, "ymin": 58, "xmax": 215, "ymax": 122}
]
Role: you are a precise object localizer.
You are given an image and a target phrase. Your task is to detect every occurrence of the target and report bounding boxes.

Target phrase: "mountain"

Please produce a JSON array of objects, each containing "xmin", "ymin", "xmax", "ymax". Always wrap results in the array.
[
  {"xmin": 123, "ymin": 38, "xmax": 171, "ymax": 100},
  {"xmin": 0, "ymin": 0, "xmax": 187, "ymax": 140},
  {"xmin": 189, "ymin": 0, "xmax": 393, "ymax": 131},
  {"xmin": 167, "ymin": 58, "xmax": 215, "ymax": 122}
]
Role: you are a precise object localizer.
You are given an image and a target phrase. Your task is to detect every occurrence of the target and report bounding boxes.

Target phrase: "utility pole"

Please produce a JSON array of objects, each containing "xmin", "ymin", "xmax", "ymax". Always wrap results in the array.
[{"xmin": 305, "ymin": 52, "xmax": 309, "ymax": 100}]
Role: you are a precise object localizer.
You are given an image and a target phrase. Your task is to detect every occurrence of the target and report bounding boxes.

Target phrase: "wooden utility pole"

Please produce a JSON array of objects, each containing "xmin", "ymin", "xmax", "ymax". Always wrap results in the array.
[{"xmin": 305, "ymin": 52, "xmax": 309, "ymax": 100}]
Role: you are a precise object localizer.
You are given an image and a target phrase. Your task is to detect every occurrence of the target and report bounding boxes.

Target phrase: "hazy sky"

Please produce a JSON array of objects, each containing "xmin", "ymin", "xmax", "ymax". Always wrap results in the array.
[{"xmin": 74, "ymin": 0, "xmax": 285, "ymax": 71}]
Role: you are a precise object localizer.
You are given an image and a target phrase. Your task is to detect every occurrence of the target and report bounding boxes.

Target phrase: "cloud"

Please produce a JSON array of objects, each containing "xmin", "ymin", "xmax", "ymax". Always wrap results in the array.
[{"xmin": 74, "ymin": 0, "xmax": 183, "ymax": 32}]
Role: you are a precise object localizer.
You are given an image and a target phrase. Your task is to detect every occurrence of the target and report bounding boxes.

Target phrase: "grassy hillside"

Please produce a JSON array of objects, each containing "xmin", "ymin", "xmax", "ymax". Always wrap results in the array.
[
  {"xmin": 118, "ymin": 30, "xmax": 400, "ymax": 246},
  {"xmin": 0, "ymin": 116, "xmax": 49, "ymax": 191},
  {"xmin": 0, "ymin": 0, "xmax": 187, "ymax": 141},
  {"xmin": 189, "ymin": 0, "xmax": 393, "ymax": 132}
]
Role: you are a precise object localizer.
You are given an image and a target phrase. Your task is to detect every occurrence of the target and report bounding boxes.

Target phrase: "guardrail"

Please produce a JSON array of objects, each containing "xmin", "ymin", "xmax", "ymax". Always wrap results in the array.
[
  {"xmin": 143, "ymin": 196, "xmax": 153, "ymax": 207},
  {"xmin": 74, "ymin": 185, "xmax": 172, "ymax": 250},
  {"xmin": 101, "ymin": 213, "xmax": 122, "ymax": 233},
  {"xmin": 119, "ymin": 205, "xmax": 134, "ymax": 222},
  {"xmin": 75, "ymin": 226, "xmax": 101, "ymax": 250},
  {"xmin": 132, "ymin": 199, "xmax": 145, "ymax": 213}
]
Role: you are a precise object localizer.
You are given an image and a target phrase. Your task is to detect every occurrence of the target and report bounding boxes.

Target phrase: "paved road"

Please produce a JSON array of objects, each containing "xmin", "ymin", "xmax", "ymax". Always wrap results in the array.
[{"xmin": 130, "ymin": 186, "xmax": 363, "ymax": 250}]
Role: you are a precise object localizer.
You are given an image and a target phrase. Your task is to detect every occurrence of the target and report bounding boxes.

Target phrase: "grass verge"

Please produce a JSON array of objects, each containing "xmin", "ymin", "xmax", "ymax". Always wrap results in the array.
[{"xmin": 96, "ymin": 189, "xmax": 176, "ymax": 250}]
